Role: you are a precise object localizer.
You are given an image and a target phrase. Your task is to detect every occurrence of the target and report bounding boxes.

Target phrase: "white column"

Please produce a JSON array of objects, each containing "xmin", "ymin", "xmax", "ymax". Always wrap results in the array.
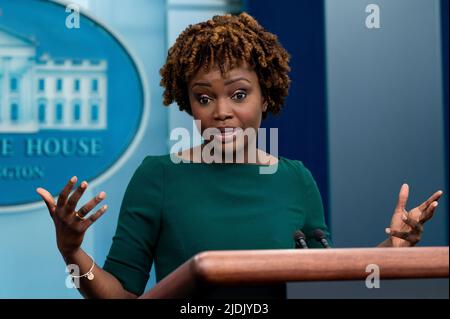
[
  {"xmin": 2, "ymin": 58, "xmax": 11, "ymax": 126},
  {"xmin": 0, "ymin": 59, "xmax": 4, "ymax": 123},
  {"xmin": 81, "ymin": 78, "xmax": 90, "ymax": 127},
  {"xmin": 99, "ymin": 76, "xmax": 107, "ymax": 129}
]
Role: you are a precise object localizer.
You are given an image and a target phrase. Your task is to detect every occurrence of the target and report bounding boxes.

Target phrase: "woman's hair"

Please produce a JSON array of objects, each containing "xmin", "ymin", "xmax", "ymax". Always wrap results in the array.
[{"xmin": 159, "ymin": 12, "xmax": 291, "ymax": 119}]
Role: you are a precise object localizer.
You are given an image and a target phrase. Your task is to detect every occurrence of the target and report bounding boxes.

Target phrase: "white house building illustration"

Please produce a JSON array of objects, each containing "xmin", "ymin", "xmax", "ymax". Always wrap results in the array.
[{"xmin": 0, "ymin": 26, "xmax": 107, "ymax": 133}]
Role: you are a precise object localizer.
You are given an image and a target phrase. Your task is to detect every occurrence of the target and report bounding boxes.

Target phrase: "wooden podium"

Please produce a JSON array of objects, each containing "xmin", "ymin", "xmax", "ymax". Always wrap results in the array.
[{"xmin": 139, "ymin": 247, "xmax": 449, "ymax": 299}]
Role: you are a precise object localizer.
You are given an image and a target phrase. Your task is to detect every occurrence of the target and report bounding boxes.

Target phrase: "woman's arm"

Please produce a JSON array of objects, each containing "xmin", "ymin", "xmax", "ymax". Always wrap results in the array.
[
  {"xmin": 37, "ymin": 177, "xmax": 137, "ymax": 299},
  {"xmin": 377, "ymin": 238, "xmax": 392, "ymax": 247},
  {"xmin": 63, "ymin": 248, "xmax": 137, "ymax": 299}
]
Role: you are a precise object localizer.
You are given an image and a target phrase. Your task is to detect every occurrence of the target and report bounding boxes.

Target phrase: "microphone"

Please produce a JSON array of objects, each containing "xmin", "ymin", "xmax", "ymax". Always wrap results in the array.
[
  {"xmin": 293, "ymin": 230, "xmax": 309, "ymax": 249},
  {"xmin": 312, "ymin": 229, "xmax": 330, "ymax": 248}
]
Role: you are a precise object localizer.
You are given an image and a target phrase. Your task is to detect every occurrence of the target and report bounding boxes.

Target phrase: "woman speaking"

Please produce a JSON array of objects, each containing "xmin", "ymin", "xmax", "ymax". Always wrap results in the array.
[{"xmin": 36, "ymin": 12, "xmax": 443, "ymax": 299}]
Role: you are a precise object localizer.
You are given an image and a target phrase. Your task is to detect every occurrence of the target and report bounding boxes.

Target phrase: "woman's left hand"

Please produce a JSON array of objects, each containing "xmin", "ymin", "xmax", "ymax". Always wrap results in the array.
[{"xmin": 386, "ymin": 184, "xmax": 443, "ymax": 247}]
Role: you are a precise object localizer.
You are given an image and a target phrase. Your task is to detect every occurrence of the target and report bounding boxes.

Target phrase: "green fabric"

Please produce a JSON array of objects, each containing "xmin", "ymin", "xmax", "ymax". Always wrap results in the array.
[{"xmin": 103, "ymin": 154, "xmax": 332, "ymax": 295}]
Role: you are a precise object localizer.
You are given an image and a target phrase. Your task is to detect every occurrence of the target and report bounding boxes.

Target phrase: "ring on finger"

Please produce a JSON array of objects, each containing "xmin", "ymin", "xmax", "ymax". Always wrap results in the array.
[{"xmin": 75, "ymin": 212, "xmax": 85, "ymax": 221}]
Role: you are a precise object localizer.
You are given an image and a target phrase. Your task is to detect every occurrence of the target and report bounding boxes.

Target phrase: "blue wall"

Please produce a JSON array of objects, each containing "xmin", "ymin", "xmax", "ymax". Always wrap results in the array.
[
  {"xmin": 441, "ymin": 0, "xmax": 449, "ymax": 240},
  {"xmin": 248, "ymin": 0, "xmax": 448, "ymax": 247},
  {"xmin": 247, "ymin": 0, "xmax": 330, "ymax": 227},
  {"xmin": 0, "ymin": 0, "xmax": 168, "ymax": 298},
  {"xmin": 325, "ymin": 0, "xmax": 448, "ymax": 247}
]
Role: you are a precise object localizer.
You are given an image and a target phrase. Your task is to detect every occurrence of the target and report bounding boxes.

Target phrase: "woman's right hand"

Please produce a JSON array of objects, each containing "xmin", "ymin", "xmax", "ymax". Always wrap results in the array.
[{"xmin": 36, "ymin": 176, "xmax": 108, "ymax": 257}]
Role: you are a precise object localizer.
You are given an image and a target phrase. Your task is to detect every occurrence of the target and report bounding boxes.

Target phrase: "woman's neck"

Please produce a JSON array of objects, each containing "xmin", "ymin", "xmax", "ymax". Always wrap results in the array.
[{"xmin": 176, "ymin": 144, "xmax": 278, "ymax": 165}]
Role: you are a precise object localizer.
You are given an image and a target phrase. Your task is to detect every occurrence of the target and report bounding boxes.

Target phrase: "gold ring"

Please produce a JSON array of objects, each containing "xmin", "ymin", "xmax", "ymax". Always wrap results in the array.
[{"xmin": 75, "ymin": 212, "xmax": 85, "ymax": 220}]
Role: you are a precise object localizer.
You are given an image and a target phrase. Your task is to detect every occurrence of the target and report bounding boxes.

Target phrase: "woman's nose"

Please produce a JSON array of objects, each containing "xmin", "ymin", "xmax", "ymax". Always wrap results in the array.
[{"xmin": 213, "ymin": 98, "xmax": 233, "ymax": 121}]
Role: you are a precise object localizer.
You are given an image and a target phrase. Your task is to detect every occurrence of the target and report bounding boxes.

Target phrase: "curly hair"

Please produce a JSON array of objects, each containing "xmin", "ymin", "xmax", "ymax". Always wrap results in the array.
[{"xmin": 159, "ymin": 12, "xmax": 291, "ymax": 119}]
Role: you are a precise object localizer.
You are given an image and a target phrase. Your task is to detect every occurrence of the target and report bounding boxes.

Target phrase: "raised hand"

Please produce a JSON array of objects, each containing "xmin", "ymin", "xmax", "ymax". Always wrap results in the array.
[
  {"xmin": 386, "ymin": 183, "xmax": 443, "ymax": 247},
  {"xmin": 36, "ymin": 176, "xmax": 108, "ymax": 256}
]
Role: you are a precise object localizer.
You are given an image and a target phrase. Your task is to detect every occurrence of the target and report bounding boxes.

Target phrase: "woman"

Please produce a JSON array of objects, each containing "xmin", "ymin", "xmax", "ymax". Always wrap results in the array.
[{"xmin": 36, "ymin": 13, "xmax": 443, "ymax": 298}]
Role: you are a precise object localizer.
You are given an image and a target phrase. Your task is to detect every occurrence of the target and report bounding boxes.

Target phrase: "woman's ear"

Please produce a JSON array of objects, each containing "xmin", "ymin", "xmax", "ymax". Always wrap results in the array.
[{"xmin": 262, "ymin": 98, "xmax": 268, "ymax": 112}]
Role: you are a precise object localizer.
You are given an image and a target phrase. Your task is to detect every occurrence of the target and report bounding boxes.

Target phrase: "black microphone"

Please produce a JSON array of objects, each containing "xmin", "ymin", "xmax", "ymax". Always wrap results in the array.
[
  {"xmin": 312, "ymin": 229, "xmax": 330, "ymax": 248},
  {"xmin": 293, "ymin": 230, "xmax": 309, "ymax": 249}
]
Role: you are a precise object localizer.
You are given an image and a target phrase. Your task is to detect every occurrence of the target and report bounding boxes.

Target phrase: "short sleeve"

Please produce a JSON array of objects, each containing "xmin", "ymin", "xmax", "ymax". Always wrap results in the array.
[
  {"xmin": 295, "ymin": 161, "xmax": 333, "ymax": 249},
  {"xmin": 103, "ymin": 156, "xmax": 164, "ymax": 295}
]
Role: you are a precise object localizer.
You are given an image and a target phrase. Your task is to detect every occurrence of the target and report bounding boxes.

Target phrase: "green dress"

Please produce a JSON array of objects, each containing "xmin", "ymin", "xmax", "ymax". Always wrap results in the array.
[{"xmin": 103, "ymin": 154, "xmax": 332, "ymax": 295}]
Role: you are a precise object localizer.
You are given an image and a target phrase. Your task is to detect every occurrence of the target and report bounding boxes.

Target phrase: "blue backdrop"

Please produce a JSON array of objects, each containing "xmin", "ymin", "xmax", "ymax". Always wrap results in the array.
[{"xmin": 247, "ymin": 0, "xmax": 330, "ymax": 227}]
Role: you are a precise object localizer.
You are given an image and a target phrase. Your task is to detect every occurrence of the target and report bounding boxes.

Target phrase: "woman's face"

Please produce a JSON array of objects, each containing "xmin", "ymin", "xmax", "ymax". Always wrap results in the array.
[{"xmin": 188, "ymin": 61, "xmax": 267, "ymax": 155}]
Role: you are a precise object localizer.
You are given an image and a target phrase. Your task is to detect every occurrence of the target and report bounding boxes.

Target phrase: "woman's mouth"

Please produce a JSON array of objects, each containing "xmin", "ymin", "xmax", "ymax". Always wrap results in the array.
[{"xmin": 213, "ymin": 128, "xmax": 239, "ymax": 143}]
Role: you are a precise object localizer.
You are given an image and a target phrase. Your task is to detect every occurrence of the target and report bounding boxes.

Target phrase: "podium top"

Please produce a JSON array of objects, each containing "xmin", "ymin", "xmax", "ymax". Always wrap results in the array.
[{"xmin": 140, "ymin": 247, "xmax": 449, "ymax": 299}]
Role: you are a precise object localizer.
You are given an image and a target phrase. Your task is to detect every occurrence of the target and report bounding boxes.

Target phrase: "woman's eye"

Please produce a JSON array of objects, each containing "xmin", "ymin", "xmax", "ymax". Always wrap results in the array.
[
  {"xmin": 232, "ymin": 91, "xmax": 247, "ymax": 101},
  {"xmin": 198, "ymin": 95, "xmax": 211, "ymax": 105}
]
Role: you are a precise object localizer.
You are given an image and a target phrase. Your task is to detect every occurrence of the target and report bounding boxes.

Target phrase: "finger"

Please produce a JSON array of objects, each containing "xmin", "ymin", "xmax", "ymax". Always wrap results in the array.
[
  {"xmin": 401, "ymin": 213, "xmax": 424, "ymax": 233},
  {"xmin": 36, "ymin": 187, "xmax": 56, "ymax": 216},
  {"xmin": 420, "ymin": 201, "xmax": 439, "ymax": 223},
  {"xmin": 386, "ymin": 228, "xmax": 409, "ymax": 240},
  {"xmin": 418, "ymin": 190, "xmax": 443, "ymax": 212},
  {"xmin": 76, "ymin": 191, "xmax": 106, "ymax": 217},
  {"xmin": 66, "ymin": 181, "xmax": 88, "ymax": 213},
  {"xmin": 56, "ymin": 176, "xmax": 77, "ymax": 209},
  {"xmin": 82, "ymin": 205, "xmax": 108, "ymax": 229},
  {"xmin": 395, "ymin": 183, "xmax": 409, "ymax": 211},
  {"xmin": 387, "ymin": 228, "xmax": 420, "ymax": 244}
]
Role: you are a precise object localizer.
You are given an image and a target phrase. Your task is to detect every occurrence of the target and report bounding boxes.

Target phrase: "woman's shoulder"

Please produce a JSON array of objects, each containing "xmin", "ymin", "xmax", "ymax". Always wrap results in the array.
[
  {"xmin": 141, "ymin": 154, "xmax": 171, "ymax": 164},
  {"xmin": 278, "ymin": 156, "xmax": 316, "ymax": 187},
  {"xmin": 134, "ymin": 154, "xmax": 171, "ymax": 175},
  {"xmin": 277, "ymin": 155, "xmax": 305, "ymax": 172}
]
